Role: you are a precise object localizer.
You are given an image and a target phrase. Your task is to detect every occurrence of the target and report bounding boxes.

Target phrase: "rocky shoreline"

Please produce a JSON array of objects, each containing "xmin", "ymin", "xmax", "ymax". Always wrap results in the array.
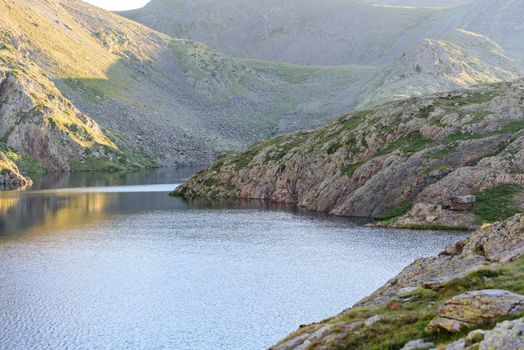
[{"xmin": 271, "ymin": 214, "xmax": 524, "ymax": 349}]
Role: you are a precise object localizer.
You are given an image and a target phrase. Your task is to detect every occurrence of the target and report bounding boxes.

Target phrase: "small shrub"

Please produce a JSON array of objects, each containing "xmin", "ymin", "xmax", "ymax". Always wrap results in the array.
[{"xmin": 376, "ymin": 201, "xmax": 413, "ymax": 221}]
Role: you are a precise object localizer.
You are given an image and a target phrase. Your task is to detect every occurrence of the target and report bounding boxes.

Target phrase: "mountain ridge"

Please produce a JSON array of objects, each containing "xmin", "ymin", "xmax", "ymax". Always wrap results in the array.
[{"xmin": 2, "ymin": 0, "xmax": 524, "ymax": 190}]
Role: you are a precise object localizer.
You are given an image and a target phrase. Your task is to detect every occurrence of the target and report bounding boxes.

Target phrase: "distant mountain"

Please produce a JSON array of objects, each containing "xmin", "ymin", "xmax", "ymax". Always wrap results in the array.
[
  {"xmin": 430, "ymin": 0, "xmax": 524, "ymax": 63},
  {"xmin": 121, "ymin": 0, "xmax": 449, "ymax": 66},
  {"xmin": 357, "ymin": 29, "xmax": 524, "ymax": 107},
  {"xmin": 122, "ymin": 0, "xmax": 524, "ymax": 67}
]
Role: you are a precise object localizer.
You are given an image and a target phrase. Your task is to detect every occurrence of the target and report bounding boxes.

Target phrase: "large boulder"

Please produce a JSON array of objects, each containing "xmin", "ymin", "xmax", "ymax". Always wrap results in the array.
[{"xmin": 427, "ymin": 290, "xmax": 524, "ymax": 333}]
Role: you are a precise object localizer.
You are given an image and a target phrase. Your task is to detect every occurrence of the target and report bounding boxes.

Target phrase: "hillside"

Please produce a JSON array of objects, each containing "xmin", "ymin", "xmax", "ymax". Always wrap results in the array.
[
  {"xmin": 357, "ymin": 29, "xmax": 524, "ymax": 107},
  {"xmin": 0, "ymin": 32, "xmax": 151, "ymax": 175},
  {"xmin": 173, "ymin": 80, "xmax": 524, "ymax": 230},
  {"xmin": 0, "ymin": 0, "xmax": 376, "ymax": 176},
  {"xmin": 431, "ymin": 0, "xmax": 524, "ymax": 63},
  {"xmin": 375, "ymin": 0, "xmax": 473, "ymax": 6}
]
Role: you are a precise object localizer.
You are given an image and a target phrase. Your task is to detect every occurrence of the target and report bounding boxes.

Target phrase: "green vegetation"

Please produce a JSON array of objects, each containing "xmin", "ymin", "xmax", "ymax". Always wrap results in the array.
[
  {"xmin": 0, "ymin": 145, "xmax": 47, "ymax": 176},
  {"xmin": 341, "ymin": 162, "xmax": 363, "ymax": 177},
  {"xmin": 312, "ymin": 110, "xmax": 374, "ymax": 152},
  {"xmin": 443, "ymin": 131, "xmax": 484, "ymax": 144},
  {"xmin": 425, "ymin": 144, "xmax": 455, "ymax": 160},
  {"xmin": 376, "ymin": 201, "xmax": 413, "ymax": 221},
  {"xmin": 326, "ymin": 142, "xmax": 342, "ymax": 155},
  {"xmin": 419, "ymin": 105, "xmax": 435, "ymax": 118},
  {"xmin": 500, "ymin": 119, "xmax": 524, "ymax": 133},
  {"xmin": 238, "ymin": 59, "xmax": 372, "ymax": 85},
  {"xmin": 379, "ymin": 131, "xmax": 432, "ymax": 156},
  {"xmin": 437, "ymin": 90, "xmax": 498, "ymax": 107},
  {"xmin": 472, "ymin": 184, "xmax": 523, "ymax": 224},
  {"xmin": 264, "ymin": 134, "xmax": 309, "ymax": 162},
  {"xmin": 420, "ymin": 165, "xmax": 452, "ymax": 177},
  {"xmin": 71, "ymin": 147, "xmax": 155, "ymax": 173},
  {"xmin": 203, "ymin": 178, "xmax": 222, "ymax": 187},
  {"xmin": 463, "ymin": 110, "xmax": 492, "ymax": 125},
  {"xmin": 295, "ymin": 256, "xmax": 524, "ymax": 350}
]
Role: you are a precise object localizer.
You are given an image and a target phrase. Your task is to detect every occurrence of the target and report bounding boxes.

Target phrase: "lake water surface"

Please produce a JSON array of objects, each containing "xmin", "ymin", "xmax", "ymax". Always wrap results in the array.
[{"xmin": 0, "ymin": 169, "xmax": 467, "ymax": 350}]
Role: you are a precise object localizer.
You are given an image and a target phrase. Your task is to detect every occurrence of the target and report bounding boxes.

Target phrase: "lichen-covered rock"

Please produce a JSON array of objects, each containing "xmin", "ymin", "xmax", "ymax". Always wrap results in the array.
[
  {"xmin": 480, "ymin": 318, "xmax": 524, "ymax": 349},
  {"xmin": 426, "ymin": 289, "xmax": 524, "ymax": 333},
  {"xmin": 271, "ymin": 324, "xmax": 334, "ymax": 350},
  {"xmin": 445, "ymin": 318, "xmax": 524, "ymax": 350},
  {"xmin": 395, "ymin": 203, "xmax": 477, "ymax": 229}
]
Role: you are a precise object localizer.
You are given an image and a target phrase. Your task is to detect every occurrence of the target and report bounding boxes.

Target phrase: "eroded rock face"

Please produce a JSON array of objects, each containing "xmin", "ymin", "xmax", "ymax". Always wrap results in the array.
[
  {"xmin": 0, "ymin": 38, "xmax": 153, "ymax": 178},
  {"xmin": 426, "ymin": 289, "xmax": 524, "ymax": 333},
  {"xmin": 270, "ymin": 316, "xmax": 379, "ymax": 350},
  {"xmin": 175, "ymin": 80, "xmax": 524, "ymax": 228},
  {"xmin": 0, "ymin": 48, "xmax": 122, "ymax": 173}
]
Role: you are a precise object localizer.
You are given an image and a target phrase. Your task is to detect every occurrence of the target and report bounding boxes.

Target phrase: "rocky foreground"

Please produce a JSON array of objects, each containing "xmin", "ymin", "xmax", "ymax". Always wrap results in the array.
[
  {"xmin": 173, "ymin": 79, "xmax": 524, "ymax": 229},
  {"xmin": 271, "ymin": 214, "xmax": 524, "ymax": 350}
]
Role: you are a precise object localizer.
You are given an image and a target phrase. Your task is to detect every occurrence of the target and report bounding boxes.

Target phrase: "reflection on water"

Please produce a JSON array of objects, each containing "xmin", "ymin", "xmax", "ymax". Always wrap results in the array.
[
  {"xmin": 0, "ymin": 168, "xmax": 468, "ymax": 350},
  {"xmin": 0, "ymin": 168, "xmax": 368, "ymax": 238},
  {"xmin": 0, "ymin": 168, "xmax": 200, "ymax": 237}
]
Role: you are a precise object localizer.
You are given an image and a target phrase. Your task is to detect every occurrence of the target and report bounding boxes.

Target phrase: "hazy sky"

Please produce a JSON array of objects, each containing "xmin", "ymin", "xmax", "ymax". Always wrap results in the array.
[{"xmin": 84, "ymin": 0, "xmax": 151, "ymax": 11}]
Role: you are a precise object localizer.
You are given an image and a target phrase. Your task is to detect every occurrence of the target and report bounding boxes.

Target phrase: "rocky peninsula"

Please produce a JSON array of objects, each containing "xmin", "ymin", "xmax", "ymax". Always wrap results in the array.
[{"xmin": 173, "ymin": 80, "xmax": 524, "ymax": 230}]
